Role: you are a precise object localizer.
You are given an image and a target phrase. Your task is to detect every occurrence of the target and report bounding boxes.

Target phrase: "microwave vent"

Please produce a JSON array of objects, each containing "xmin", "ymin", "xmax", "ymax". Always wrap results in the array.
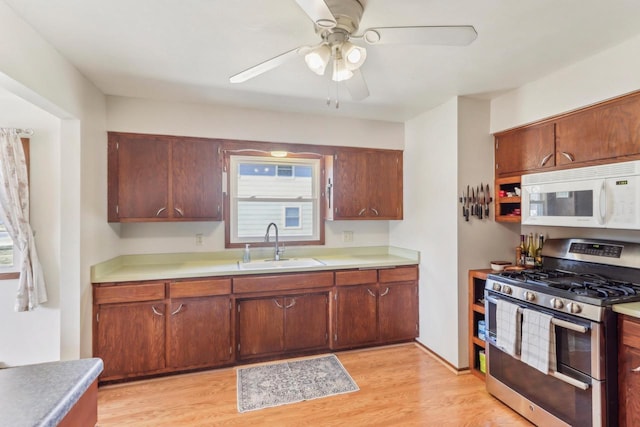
[{"xmin": 522, "ymin": 160, "xmax": 640, "ymax": 185}]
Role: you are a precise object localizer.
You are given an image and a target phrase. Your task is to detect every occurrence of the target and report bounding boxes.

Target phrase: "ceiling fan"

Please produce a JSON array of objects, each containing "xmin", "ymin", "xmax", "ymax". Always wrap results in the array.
[{"xmin": 229, "ymin": 0, "xmax": 477, "ymax": 102}]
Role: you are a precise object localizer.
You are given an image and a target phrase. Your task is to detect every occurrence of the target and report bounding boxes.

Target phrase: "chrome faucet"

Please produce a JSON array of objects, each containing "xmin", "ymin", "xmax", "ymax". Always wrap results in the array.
[{"xmin": 264, "ymin": 222, "xmax": 282, "ymax": 261}]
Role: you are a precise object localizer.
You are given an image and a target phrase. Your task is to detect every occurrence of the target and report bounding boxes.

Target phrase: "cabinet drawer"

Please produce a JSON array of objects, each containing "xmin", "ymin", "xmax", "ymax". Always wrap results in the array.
[
  {"xmin": 94, "ymin": 282, "xmax": 165, "ymax": 304},
  {"xmin": 170, "ymin": 279, "xmax": 231, "ymax": 298},
  {"xmin": 621, "ymin": 316, "xmax": 640, "ymax": 349},
  {"xmin": 335, "ymin": 270, "xmax": 377, "ymax": 286},
  {"xmin": 379, "ymin": 266, "xmax": 418, "ymax": 283},
  {"xmin": 233, "ymin": 272, "xmax": 333, "ymax": 294}
]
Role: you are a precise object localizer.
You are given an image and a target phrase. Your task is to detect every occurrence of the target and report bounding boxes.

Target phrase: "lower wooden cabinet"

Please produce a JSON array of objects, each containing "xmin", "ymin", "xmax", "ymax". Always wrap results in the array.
[
  {"xmin": 237, "ymin": 293, "xmax": 329, "ymax": 360},
  {"xmin": 618, "ymin": 314, "xmax": 640, "ymax": 427},
  {"xmin": 334, "ymin": 266, "xmax": 419, "ymax": 349}
]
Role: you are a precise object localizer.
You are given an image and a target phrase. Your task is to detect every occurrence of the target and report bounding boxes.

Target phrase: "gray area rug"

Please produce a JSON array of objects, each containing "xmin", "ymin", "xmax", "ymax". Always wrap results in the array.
[{"xmin": 237, "ymin": 354, "xmax": 359, "ymax": 413}]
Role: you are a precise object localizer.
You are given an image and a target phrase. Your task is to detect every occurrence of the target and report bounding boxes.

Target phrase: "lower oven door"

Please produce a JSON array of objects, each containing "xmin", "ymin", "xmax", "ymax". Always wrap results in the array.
[{"xmin": 484, "ymin": 292, "xmax": 606, "ymax": 427}]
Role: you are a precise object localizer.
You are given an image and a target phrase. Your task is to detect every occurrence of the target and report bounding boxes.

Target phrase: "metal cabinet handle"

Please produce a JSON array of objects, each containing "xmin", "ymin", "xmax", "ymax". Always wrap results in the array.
[
  {"xmin": 550, "ymin": 371, "xmax": 590, "ymax": 390},
  {"xmin": 561, "ymin": 151, "xmax": 575, "ymax": 162},
  {"xmin": 540, "ymin": 153, "xmax": 553, "ymax": 167},
  {"xmin": 358, "ymin": 208, "xmax": 367, "ymax": 216},
  {"xmin": 632, "ymin": 366, "xmax": 640, "ymax": 373},
  {"xmin": 273, "ymin": 299, "xmax": 283, "ymax": 309},
  {"xmin": 174, "ymin": 207, "xmax": 184, "ymax": 217},
  {"xmin": 171, "ymin": 304, "xmax": 184, "ymax": 316},
  {"xmin": 285, "ymin": 298, "xmax": 296, "ymax": 309},
  {"xmin": 380, "ymin": 287, "xmax": 390, "ymax": 297},
  {"xmin": 367, "ymin": 288, "xmax": 376, "ymax": 297},
  {"xmin": 155, "ymin": 207, "xmax": 167, "ymax": 216},
  {"xmin": 151, "ymin": 306, "xmax": 164, "ymax": 316},
  {"xmin": 370, "ymin": 208, "xmax": 379, "ymax": 216}
]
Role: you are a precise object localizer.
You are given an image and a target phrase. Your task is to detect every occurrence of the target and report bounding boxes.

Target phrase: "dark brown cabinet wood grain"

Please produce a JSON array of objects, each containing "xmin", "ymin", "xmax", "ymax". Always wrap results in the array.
[
  {"xmin": 494, "ymin": 122, "xmax": 555, "ymax": 176},
  {"xmin": 237, "ymin": 293, "xmax": 329, "ymax": 360},
  {"xmin": 618, "ymin": 314, "xmax": 640, "ymax": 427},
  {"xmin": 334, "ymin": 266, "xmax": 418, "ymax": 349},
  {"xmin": 108, "ymin": 132, "xmax": 222, "ymax": 222},
  {"xmin": 328, "ymin": 149, "xmax": 403, "ymax": 220}
]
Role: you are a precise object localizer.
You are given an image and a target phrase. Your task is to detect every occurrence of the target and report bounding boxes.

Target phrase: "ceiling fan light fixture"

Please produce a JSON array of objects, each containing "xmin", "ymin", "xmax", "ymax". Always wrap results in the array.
[
  {"xmin": 342, "ymin": 42, "xmax": 367, "ymax": 70},
  {"xmin": 332, "ymin": 56, "xmax": 353, "ymax": 82},
  {"xmin": 304, "ymin": 44, "xmax": 331, "ymax": 75}
]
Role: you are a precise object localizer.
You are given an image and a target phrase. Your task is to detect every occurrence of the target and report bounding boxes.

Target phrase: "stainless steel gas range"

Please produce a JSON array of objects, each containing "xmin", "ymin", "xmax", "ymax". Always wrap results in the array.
[{"xmin": 484, "ymin": 238, "xmax": 640, "ymax": 427}]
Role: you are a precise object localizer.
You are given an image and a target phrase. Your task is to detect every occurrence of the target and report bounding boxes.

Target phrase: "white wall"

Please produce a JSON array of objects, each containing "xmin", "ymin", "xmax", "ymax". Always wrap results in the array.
[
  {"xmin": 106, "ymin": 96, "xmax": 402, "ymax": 254},
  {"xmin": 0, "ymin": 1, "xmax": 112, "ymax": 364},
  {"xmin": 389, "ymin": 97, "xmax": 517, "ymax": 368}
]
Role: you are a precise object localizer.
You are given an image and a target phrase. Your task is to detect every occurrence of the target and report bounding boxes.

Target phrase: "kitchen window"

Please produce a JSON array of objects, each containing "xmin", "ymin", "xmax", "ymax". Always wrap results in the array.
[{"xmin": 226, "ymin": 152, "xmax": 323, "ymax": 247}]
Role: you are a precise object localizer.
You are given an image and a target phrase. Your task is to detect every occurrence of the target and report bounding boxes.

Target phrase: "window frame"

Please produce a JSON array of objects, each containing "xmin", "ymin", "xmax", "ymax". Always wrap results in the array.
[
  {"xmin": 0, "ymin": 138, "xmax": 29, "ymax": 280},
  {"xmin": 223, "ymin": 150, "xmax": 325, "ymax": 249}
]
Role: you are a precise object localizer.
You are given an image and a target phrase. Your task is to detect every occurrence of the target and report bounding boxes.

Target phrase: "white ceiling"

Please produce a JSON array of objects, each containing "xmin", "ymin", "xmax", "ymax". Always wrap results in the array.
[{"xmin": 5, "ymin": 0, "xmax": 640, "ymax": 122}]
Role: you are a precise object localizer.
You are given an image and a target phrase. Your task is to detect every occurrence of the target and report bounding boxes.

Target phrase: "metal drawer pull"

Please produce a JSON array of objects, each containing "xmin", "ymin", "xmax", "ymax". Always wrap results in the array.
[
  {"xmin": 358, "ymin": 208, "xmax": 366, "ymax": 216},
  {"xmin": 561, "ymin": 151, "xmax": 575, "ymax": 162},
  {"xmin": 285, "ymin": 299, "xmax": 296, "ymax": 309},
  {"xmin": 151, "ymin": 306, "xmax": 164, "ymax": 316},
  {"xmin": 367, "ymin": 288, "xmax": 376, "ymax": 297},
  {"xmin": 550, "ymin": 318, "xmax": 588, "ymax": 333},
  {"xmin": 171, "ymin": 304, "xmax": 184, "ymax": 315},
  {"xmin": 155, "ymin": 207, "xmax": 167, "ymax": 216},
  {"xmin": 174, "ymin": 207, "xmax": 184, "ymax": 217},
  {"xmin": 540, "ymin": 153, "xmax": 553, "ymax": 167},
  {"xmin": 632, "ymin": 366, "xmax": 640, "ymax": 373},
  {"xmin": 550, "ymin": 371, "xmax": 590, "ymax": 390},
  {"xmin": 380, "ymin": 287, "xmax": 390, "ymax": 297},
  {"xmin": 273, "ymin": 299, "xmax": 283, "ymax": 309},
  {"xmin": 370, "ymin": 208, "xmax": 379, "ymax": 216}
]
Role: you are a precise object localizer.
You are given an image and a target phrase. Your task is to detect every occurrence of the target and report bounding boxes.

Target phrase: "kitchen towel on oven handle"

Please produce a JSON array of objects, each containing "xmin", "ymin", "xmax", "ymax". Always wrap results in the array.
[
  {"xmin": 520, "ymin": 308, "xmax": 556, "ymax": 374},
  {"xmin": 496, "ymin": 299, "xmax": 522, "ymax": 357}
]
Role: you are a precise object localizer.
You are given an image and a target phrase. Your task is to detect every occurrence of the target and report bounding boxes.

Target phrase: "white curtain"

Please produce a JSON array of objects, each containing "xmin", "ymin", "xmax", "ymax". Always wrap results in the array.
[{"xmin": 0, "ymin": 128, "xmax": 47, "ymax": 311}]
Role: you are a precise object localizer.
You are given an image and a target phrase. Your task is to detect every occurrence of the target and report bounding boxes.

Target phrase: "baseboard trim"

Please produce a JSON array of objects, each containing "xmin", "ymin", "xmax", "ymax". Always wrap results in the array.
[{"xmin": 413, "ymin": 341, "xmax": 470, "ymax": 376}]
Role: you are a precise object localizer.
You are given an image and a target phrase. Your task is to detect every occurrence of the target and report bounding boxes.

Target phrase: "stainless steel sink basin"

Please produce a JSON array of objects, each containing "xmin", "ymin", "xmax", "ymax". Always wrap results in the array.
[{"xmin": 237, "ymin": 258, "xmax": 325, "ymax": 270}]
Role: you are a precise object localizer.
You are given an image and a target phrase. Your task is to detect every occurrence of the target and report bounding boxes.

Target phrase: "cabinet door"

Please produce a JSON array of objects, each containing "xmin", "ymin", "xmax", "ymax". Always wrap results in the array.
[
  {"xmin": 367, "ymin": 151, "xmax": 403, "ymax": 219},
  {"xmin": 332, "ymin": 151, "xmax": 369, "ymax": 218},
  {"xmin": 378, "ymin": 282, "xmax": 418, "ymax": 342},
  {"xmin": 283, "ymin": 293, "xmax": 328, "ymax": 352},
  {"xmin": 495, "ymin": 123, "xmax": 555, "ymax": 176},
  {"xmin": 555, "ymin": 94, "xmax": 640, "ymax": 166},
  {"xmin": 168, "ymin": 296, "xmax": 232, "ymax": 369},
  {"xmin": 116, "ymin": 134, "xmax": 170, "ymax": 219},
  {"xmin": 619, "ymin": 345, "xmax": 640, "ymax": 427},
  {"xmin": 335, "ymin": 285, "xmax": 378, "ymax": 348},
  {"xmin": 237, "ymin": 298, "xmax": 284, "ymax": 359},
  {"xmin": 96, "ymin": 302, "xmax": 166, "ymax": 379},
  {"xmin": 172, "ymin": 138, "xmax": 222, "ymax": 220}
]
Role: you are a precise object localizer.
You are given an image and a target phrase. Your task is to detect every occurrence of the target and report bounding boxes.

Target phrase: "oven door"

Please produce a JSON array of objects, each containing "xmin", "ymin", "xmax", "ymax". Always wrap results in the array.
[{"xmin": 484, "ymin": 292, "xmax": 605, "ymax": 427}]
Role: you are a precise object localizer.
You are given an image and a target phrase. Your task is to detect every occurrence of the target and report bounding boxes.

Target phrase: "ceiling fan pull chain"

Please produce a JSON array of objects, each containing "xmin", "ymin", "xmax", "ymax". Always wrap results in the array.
[{"xmin": 335, "ymin": 79, "xmax": 340, "ymax": 109}]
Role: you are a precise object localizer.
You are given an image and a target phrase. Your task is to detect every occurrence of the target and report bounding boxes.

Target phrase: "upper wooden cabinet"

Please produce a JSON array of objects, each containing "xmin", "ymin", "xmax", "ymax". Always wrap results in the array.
[
  {"xmin": 327, "ymin": 149, "xmax": 403, "ymax": 220},
  {"xmin": 493, "ymin": 91, "xmax": 640, "ymax": 178},
  {"xmin": 494, "ymin": 122, "xmax": 555, "ymax": 176},
  {"xmin": 555, "ymin": 93, "xmax": 640, "ymax": 166},
  {"xmin": 108, "ymin": 132, "xmax": 222, "ymax": 222}
]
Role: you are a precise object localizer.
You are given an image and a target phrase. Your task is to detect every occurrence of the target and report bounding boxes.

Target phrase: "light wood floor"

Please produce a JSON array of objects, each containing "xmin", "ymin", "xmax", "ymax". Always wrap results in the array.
[{"xmin": 98, "ymin": 343, "xmax": 532, "ymax": 426}]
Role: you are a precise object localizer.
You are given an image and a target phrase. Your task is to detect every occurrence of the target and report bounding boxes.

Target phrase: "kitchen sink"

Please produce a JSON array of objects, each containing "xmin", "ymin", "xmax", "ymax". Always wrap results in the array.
[{"xmin": 237, "ymin": 258, "xmax": 325, "ymax": 270}]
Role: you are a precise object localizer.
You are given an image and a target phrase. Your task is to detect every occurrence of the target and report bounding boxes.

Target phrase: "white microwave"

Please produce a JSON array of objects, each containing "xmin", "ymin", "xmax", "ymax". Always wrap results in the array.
[{"xmin": 521, "ymin": 160, "xmax": 640, "ymax": 229}]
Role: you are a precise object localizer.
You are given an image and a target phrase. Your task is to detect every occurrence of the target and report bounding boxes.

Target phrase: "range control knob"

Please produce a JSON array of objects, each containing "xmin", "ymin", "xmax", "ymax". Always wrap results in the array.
[
  {"xmin": 502, "ymin": 285, "xmax": 513, "ymax": 295},
  {"xmin": 567, "ymin": 303, "xmax": 582, "ymax": 314},
  {"xmin": 524, "ymin": 291, "xmax": 536, "ymax": 302},
  {"xmin": 551, "ymin": 298, "xmax": 564, "ymax": 309},
  {"xmin": 493, "ymin": 283, "xmax": 501, "ymax": 292}
]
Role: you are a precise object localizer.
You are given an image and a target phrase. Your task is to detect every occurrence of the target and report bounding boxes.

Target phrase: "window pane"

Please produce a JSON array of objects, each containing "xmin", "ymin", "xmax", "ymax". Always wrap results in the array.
[
  {"xmin": 277, "ymin": 165, "xmax": 293, "ymax": 177},
  {"xmin": 0, "ymin": 222, "xmax": 13, "ymax": 267},
  {"xmin": 237, "ymin": 201, "xmax": 312, "ymax": 238},
  {"xmin": 237, "ymin": 162, "xmax": 313, "ymax": 198},
  {"xmin": 284, "ymin": 207, "xmax": 301, "ymax": 228}
]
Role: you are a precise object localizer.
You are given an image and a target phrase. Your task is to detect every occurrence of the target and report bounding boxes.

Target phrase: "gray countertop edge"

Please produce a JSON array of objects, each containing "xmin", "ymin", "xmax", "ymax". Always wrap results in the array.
[{"xmin": 0, "ymin": 358, "xmax": 103, "ymax": 427}]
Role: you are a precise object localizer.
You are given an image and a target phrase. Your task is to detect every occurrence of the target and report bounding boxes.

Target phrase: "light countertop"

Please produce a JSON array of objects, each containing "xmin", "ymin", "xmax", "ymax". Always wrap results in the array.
[
  {"xmin": 613, "ymin": 302, "xmax": 640, "ymax": 319},
  {"xmin": 0, "ymin": 358, "xmax": 103, "ymax": 427},
  {"xmin": 91, "ymin": 246, "xmax": 420, "ymax": 283}
]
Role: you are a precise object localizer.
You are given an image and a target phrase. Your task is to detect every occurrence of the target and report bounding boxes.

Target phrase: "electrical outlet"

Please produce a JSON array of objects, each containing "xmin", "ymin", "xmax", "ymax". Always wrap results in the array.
[
  {"xmin": 342, "ymin": 231, "xmax": 353, "ymax": 243},
  {"xmin": 195, "ymin": 234, "xmax": 203, "ymax": 246}
]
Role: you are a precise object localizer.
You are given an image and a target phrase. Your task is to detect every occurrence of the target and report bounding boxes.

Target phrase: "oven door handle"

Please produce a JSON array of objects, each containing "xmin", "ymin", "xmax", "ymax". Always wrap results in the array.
[
  {"xmin": 550, "ymin": 371, "xmax": 591, "ymax": 391},
  {"xmin": 551, "ymin": 318, "xmax": 589, "ymax": 334}
]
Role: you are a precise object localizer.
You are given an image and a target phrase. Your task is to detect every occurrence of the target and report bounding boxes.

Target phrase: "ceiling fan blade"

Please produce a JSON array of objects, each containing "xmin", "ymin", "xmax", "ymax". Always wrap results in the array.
[
  {"xmin": 229, "ymin": 47, "xmax": 303, "ymax": 83},
  {"xmin": 361, "ymin": 26, "xmax": 478, "ymax": 46},
  {"xmin": 345, "ymin": 69, "xmax": 369, "ymax": 101},
  {"xmin": 294, "ymin": 0, "xmax": 336, "ymax": 28}
]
